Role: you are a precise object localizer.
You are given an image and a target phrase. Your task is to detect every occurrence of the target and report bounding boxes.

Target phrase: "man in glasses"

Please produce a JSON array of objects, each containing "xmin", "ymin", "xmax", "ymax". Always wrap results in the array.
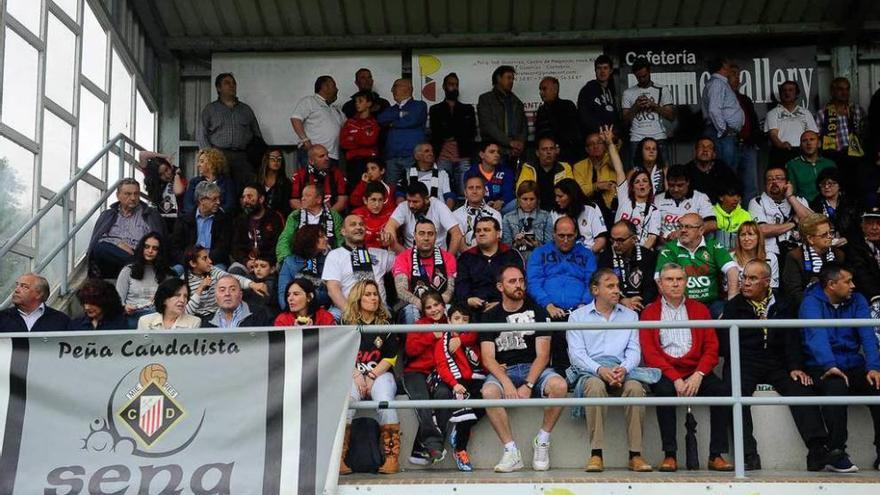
[
  {"xmin": 747, "ymin": 166, "xmax": 812, "ymax": 262},
  {"xmin": 655, "ymin": 213, "xmax": 738, "ymax": 318},
  {"xmin": 598, "ymin": 220, "xmax": 657, "ymax": 313}
]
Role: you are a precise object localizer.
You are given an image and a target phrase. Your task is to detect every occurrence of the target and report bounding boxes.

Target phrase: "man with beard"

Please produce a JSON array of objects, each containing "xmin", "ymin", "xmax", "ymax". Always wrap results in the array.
[
  {"xmin": 289, "ymin": 144, "xmax": 348, "ymax": 212},
  {"xmin": 291, "ymin": 75, "xmax": 345, "ymax": 164},
  {"xmin": 384, "ymin": 181, "xmax": 463, "ymax": 254},
  {"xmin": 392, "ymin": 218, "xmax": 457, "ymax": 324},
  {"xmin": 430, "ymin": 72, "xmax": 477, "ymax": 198},
  {"xmin": 747, "ymin": 166, "xmax": 813, "ymax": 261},
  {"xmin": 455, "ymin": 217, "xmax": 523, "ymax": 317},
  {"xmin": 599, "ymin": 220, "xmax": 658, "ymax": 313},
  {"xmin": 276, "ymin": 183, "xmax": 343, "ymax": 263},
  {"xmin": 341, "ymin": 68, "xmax": 391, "ymax": 118},
  {"xmin": 535, "ymin": 77, "xmax": 582, "ymax": 163},
  {"xmin": 229, "ymin": 183, "xmax": 285, "ymax": 276}
]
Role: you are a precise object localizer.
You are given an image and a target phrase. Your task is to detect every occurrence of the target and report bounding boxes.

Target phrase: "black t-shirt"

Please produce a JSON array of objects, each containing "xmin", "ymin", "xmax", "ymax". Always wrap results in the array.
[{"xmin": 480, "ymin": 298, "xmax": 551, "ymax": 366}]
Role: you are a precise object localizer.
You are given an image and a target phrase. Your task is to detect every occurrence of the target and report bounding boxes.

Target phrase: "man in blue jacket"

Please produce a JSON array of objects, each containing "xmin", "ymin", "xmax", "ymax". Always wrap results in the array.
[
  {"xmin": 800, "ymin": 261, "xmax": 880, "ymax": 472},
  {"xmin": 377, "ymin": 79, "xmax": 427, "ymax": 186},
  {"xmin": 527, "ymin": 216, "xmax": 597, "ymax": 372}
]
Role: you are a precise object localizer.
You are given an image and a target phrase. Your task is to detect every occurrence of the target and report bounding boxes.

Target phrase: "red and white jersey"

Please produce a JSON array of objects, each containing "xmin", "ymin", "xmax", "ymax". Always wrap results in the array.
[
  {"xmin": 653, "ymin": 190, "xmax": 714, "ymax": 237},
  {"xmin": 615, "ymin": 181, "xmax": 661, "ymax": 247}
]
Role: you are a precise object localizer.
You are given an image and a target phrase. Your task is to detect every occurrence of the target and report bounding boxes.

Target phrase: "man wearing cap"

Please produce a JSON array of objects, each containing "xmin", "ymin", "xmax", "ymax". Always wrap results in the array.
[{"xmin": 846, "ymin": 207, "xmax": 880, "ymax": 344}]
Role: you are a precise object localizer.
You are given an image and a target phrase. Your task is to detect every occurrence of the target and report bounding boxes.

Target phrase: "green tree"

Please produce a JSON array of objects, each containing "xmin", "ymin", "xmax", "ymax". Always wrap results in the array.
[{"xmin": 0, "ymin": 156, "xmax": 30, "ymax": 296}]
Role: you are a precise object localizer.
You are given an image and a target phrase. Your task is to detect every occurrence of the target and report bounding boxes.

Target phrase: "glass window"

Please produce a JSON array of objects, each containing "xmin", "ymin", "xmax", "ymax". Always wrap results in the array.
[
  {"xmin": 81, "ymin": 3, "xmax": 107, "ymax": 88},
  {"xmin": 78, "ymin": 87, "xmax": 106, "ymax": 179},
  {"xmin": 74, "ymin": 181, "xmax": 100, "ymax": 263},
  {"xmin": 1, "ymin": 28, "xmax": 40, "ymax": 139},
  {"xmin": 37, "ymin": 200, "xmax": 66, "ymax": 290},
  {"xmin": 0, "ymin": 252, "xmax": 31, "ymax": 300},
  {"xmin": 45, "ymin": 15, "xmax": 77, "ymax": 112},
  {"xmin": 109, "ymin": 50, "xmax": 132, "ymax": 140},
  {"xmin": 0, "ymin": 136, "xmax": 35, "ymax": 245},
  {"xmin": 41, "ymin": 110, "xmax": 73, "ymax": 192},
  {"xmin": 135, "ymin": 90, "xmax": 155, "ymax": 149},
  {"xmin": 54, "ymin": 0, "xmax": 79, "ymax": 21},
  {"xmin": 5, "ymin": 0, "xmax": 42, "ymax": 37}
]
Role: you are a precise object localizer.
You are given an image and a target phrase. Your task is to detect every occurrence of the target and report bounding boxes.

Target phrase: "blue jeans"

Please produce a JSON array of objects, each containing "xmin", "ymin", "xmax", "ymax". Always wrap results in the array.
[
  {"xmin": 385, "ymin": 157, "xmax": 412, "ymax": 187},
  {"xmin": 734, "ymin": 143, "xmax": 759, "ymax": 205},
  {"xmin": 125, "ymin": 307, "xmax": 154, "ymax": 329},
  {"xmin": 398, "ymin": 303, "xmax": 421, "ymax": 325},
  {"xmin": 483, "ymin": 363, "xmax": 561, "ymax": 398},
  {"xmin": 712, "ymin": 135, "xmax": 738, "ymax": 174},
  {"xmin": 437, "ymin": 158, "xmax": 471, "ymax": 198},
  {"xmin": 90, "ymin": 241, "xmax": 134, "ymax": 279}
]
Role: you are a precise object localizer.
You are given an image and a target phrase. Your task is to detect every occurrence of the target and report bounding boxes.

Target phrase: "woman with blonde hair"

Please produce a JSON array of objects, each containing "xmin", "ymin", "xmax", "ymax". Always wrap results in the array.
[
  {"xmin": 339, "ymin": 280, "xmax": 400, "ymax": 475},
  {"xmin": 731, "ymin": 221, "xmax": 779, "ymax": 289},
  {"xmin": 780, "ymin": 213, "xmax": 846, "ymax": 308},
  {"xmin": 183, "ymin": 147, "xmax": 236, "ymax": 213}
]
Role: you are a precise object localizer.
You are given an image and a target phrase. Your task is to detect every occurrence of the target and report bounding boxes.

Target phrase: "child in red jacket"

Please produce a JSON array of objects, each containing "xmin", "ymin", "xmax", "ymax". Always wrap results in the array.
[{"xmin": 352, "ymin": 180, "xmax": 396, "ymax": 250}]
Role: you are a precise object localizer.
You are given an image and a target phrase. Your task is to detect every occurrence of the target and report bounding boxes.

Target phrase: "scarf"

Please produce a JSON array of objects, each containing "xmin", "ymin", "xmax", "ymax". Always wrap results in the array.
[
  {"xmin": 347, "ymin": 245, "xmax": 374, "ymax": 273},
  {"xmin": 410, "ymin": 246, "xmax": 447, "ymax": 297},
  {"xmin": 301, "ymin": 207, "xmax": 334, "ymax": 271},
  {"xmin": 410, "ymin": 167, "xmax": 440, "ymax": 198},
  {"xmin": 802, "ymin": 244, "xmax": 835, "ymax": 275},
  {"xmin": 612, "ymin": 245, "xmax": 644, "ymax": 298},
  {"xmin": 464, "ymin": 203, "xmax": 491, "ymax": 243},
  {"xmin": 821, "ymin": 103, "xmax": 863, "ymax": 157},
  {"xmin": 747, "ymin": 293, "xmax": 774, "ymax": 349},
  {"xmin": 305, "ymin": 164, "xmax": 328, "ymax": 183}
]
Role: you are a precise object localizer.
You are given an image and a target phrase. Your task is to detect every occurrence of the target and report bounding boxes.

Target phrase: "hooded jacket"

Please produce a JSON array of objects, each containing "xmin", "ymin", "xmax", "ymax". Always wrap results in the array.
[
  {"xmin": 526, "ymin": 241, "xmax": 596, "ymax": 309},
  {"xmin": 799, "ymin": 283, "xmax": 880, "ymax": 371}
]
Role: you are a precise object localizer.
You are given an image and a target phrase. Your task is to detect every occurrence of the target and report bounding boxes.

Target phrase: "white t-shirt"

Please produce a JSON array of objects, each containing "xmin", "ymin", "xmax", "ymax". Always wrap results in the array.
[
  {"xmin": 390, "ymin": 197, "xmax": 460, "ymax": 250},
  {"xmin": 321, "ymin": 246, "xmax": 394, "ymax": 304},
  {"xmin": 550, "ymin": 206, "xmax": 607, "ymax": 250},
  {"xmin": 653, "ymin": 190, "xmax": 715, "ymax": 238},
  {"xmin": 291, "ymin": 94, "xmax": 345, "ymax": 159},
  {"xmin": 763, "ymin": 105, "xmax": 818, "ymax": 147},
  {"xmin": 405, "ymin": 167, "xmax": 454, "ymax": 201},
  {"xmin": 453, "ymin": 203, "xmax": 503, "ymax": 247},
  {"xmin": 747, "ymin": 193, "xmax": 809, "ymax": 254},
  {"xmin": 622, "ymin": 84, "xmax": 674, "ymax": 141},
  {"xmin": 615, "ymin": 181, "xmax": 661, "ymax": 246}
]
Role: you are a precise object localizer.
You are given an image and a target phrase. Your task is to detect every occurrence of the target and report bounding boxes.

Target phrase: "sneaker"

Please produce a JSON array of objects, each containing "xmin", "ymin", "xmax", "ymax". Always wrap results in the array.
[
  {"xmin": 409, "ymin": 444, "xmax": 432, "ymax": 466},
  {"xmin": 532, "ymin": 435, "xmax": 551, "ymax": 471},
  {"xmin": 826, "ymin": 452, "xmax": 859, "ymax": 473},
  {"xmin": 454, "ymin": 449, "xmax": 474, "ymax": 472},
  {"xmin": 494, "ymin": 449, "xmax": 524, "ymax": 473},
  {"xmin": 428, "ymin": 447, "xmax": 446, "ymax": 464},
  {"xmin": 744, "ymin": 453, "xmax": 762, "ymax": 471},
  {"xmin": 447, "ymin": 423, "xmax": 458, "ymax": 451},
  {"xmin": 807, "ymin": 447, "xmax": 831, "ymax": 472}
]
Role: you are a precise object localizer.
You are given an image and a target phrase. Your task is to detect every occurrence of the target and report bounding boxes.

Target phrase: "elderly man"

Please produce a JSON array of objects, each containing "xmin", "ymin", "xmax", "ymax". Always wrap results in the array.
[
  {"xmin": 276, "ymin": 183, "xmax": 344, "ymax": 263},
  {"xmin": 289, "ymin": 144, "xmax": 348, "ymax": 212},
  {"xmin": 478, "ymin": 65, "xmax": 527, "ymax": 161},
  {"xmin": 765, "ymin": 80, "xmax": 819, "ymax": 167},
  {"xmin": 567, "ymin": 268, "xmax": 652, "ymax": 472},
  {"xmin": 378, "ymin": 78, "xmax": 427, "ymax": 185},
  {"xmin": 172, "ymin": 181, "xmax": 233, "ymax": 270},
  {"xmin": 201, "ymin": 275, "xmax": 274, "ymax": 328},
  {"xmin": 88, "ymin": 178, "xmax": 165, "ymax": 278},
  {"xmin": 0, "ymin": 273, "xmax": 70, "ymax": 332},
  {"xmin": 395, "ymin": 142, "xmax": 456, "ymax": 209},
  {"xmin": 846, "ymin": 208, "xmax": 880, "ymax": 324},
  {"xmin": 640, "ymin": 262, "xmax": 733, "ymax": 472},
  {"xmin": 391, "ymin": 218, "xmax": 457, "ymax": 324},
  {"xmin": 341, "ymin": 68, "xmax": 390, "ymax": 118},
  {"xmin": 291, "ymin": 75, "xmax": 345, "ymax": 163},
  {"xmin": 599, "ymin": 220, "xmax": 658, "ymax": 313},
  {"xmin": 535, "ymin": 76, "xmax": 581, "ymax": 163}
]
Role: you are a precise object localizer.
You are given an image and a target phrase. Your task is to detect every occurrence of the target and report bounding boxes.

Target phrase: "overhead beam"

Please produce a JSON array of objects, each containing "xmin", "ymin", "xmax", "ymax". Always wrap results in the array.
[
  {"xmin": 165, "ymin": 21, "xmax": 876, "ymax": 52},
  {"xmin": 128, "ymin": 0, "xmax": 175, "ymax": 60}
]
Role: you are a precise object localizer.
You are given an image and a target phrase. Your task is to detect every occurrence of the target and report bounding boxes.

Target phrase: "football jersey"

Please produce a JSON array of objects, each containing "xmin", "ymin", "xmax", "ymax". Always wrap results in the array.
[
  {"xmin": 615, "ymin": 181, "xmax": 661, "ymax": 246},
  {"xmin": 653, "ymin": 190, "xmax": 714, "ymax": 238}
]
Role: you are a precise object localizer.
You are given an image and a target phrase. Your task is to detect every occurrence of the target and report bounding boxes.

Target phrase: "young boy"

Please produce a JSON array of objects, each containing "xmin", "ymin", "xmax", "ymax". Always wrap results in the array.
[
  {"xmin": 712, "ymin": 183, "xmax": 752, "ymax": 249},
  {"xmin": 184, "ymin": 245, "xmax": 266, "ymax": 318},
  {"xmin": 352, "ymin": 181, "xmax": 398, "ymax": 250},
  {"xmin": 349, "ymin": 159, "xmax": 396, "ymax": 213},
  {"xmin": 244, "ymin": 253, "xmax": 280, "ymax": 317}
]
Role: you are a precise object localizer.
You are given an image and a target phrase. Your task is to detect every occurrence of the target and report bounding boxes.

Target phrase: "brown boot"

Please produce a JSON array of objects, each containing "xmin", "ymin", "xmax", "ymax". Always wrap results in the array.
[
  {"xmin": 378, "ymin": 423, "xmax": 401, "ymax": 474},
  {"xmin": 339, "ymin": 425, "xmax": 352, "ymax": 475}
]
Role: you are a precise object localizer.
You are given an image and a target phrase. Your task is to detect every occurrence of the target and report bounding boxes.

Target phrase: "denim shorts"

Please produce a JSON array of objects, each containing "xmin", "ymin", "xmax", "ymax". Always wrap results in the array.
[{"xmin": 483, "ymin": 363, "xmax": 561, "ymax": 398}]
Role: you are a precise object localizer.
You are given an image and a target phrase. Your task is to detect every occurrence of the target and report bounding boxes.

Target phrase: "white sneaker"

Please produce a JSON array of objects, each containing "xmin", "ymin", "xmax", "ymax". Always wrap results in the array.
[
  {"xmin": 494, "ymin": 449, "xmax": 524, "ymax": 473},
  {"xmin": 532, "ymin": 435, "xmax": 551, "ymax": 471}
]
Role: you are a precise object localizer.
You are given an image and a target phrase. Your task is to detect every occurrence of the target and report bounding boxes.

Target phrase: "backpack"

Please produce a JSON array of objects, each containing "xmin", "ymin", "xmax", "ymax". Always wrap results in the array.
[{"xmin": 346, "ymin": 417, "xmax": 384, "ymax": 473}]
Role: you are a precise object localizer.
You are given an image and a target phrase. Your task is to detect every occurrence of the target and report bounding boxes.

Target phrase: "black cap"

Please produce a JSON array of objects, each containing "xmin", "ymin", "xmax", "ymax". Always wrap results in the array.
[{"xmin": 863, "ymin": 207, "xmax": 880, "ymax": 220}]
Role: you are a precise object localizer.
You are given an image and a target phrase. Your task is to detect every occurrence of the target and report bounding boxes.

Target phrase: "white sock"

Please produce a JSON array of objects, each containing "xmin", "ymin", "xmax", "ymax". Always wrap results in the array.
[
  {"xmin": 537, "ymin": 429, "xmax": 551, "ymax": 444},
  {"xmin": 504, "ymin": 441, "xmax": 517, "ymax": 452}
]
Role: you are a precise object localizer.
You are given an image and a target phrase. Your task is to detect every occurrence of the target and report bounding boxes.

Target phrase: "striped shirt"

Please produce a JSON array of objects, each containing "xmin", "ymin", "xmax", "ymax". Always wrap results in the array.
[
  {"xmin": 197, "ymin": 98, "xmax": 262, "ymax": 150},
  {"xmin": 186, "ymin": 267, "xmax": 252, "ymax": 317},
  {"xmin": 101, "ymin": 205, "xmax": 148, "ymax": 249},
  {"xmin": 659, "ymin": 298, "xmax": 692, "ymax": 358}
]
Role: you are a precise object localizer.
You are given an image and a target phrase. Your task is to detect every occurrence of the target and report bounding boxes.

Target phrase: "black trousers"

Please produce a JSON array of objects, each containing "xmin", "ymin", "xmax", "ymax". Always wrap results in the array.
[
  {"xmin": 450, "ymin": 378, "xmax": 486, "ymax": 451},
  {"xmin": 808, "ymin": 367, "xmax": 880, "ymax": 452},
  {"xmin": 403, "ymin": 372, "xmax": 452, "ymax": 451},
  {"xmin": 652, "ymin": 373, "xmax": 730, "ymax": 456}
]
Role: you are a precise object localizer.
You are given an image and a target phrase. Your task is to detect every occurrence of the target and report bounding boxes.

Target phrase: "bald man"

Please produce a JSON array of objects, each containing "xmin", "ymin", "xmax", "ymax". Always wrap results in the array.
[
  {"xmin": 289, "ymin": 144, "xmax": 348, "ymax": 212},
  {"xmin": 378, "ymin": 78, "xmax": 428, "ymax": 185},
  {"xmin": 0, "ymin": 273, "xmax": 70, "ymax": 332}
]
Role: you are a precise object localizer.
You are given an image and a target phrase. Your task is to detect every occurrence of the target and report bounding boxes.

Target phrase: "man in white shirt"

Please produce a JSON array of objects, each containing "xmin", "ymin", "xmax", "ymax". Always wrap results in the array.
[
  {"xmin": 384, "ymin": 181, "xmax": 463, "ymax": 255},
  {"xmin": 748, "ymin": 166, "xmax": 812, "ymax": 259},
  {"xmin": 0, "ymin": 273, "xmax": 70, "ymax": 332},
  {"xmin": 653, "ymin": 165, "xmax": 716, "ymax": 242},
  {"xmin": 454, "ymin": 174, "xmax": 503, "ymax": 248},
  {"xmin": 291, "ymin": 75, "xmax": 345, "ymax": 162},
  {"xmin": 622, "ymin": 59, "xmax": 675, "ymax": 164},
  {"xmin": 764, "ymin": 80, "xmax": 819, "ymax": 167}
]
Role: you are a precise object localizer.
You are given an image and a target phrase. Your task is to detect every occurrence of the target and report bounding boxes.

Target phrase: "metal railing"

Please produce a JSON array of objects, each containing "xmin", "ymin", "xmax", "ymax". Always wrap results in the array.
[{"xmin": 0, "ymin": 133, "xmax": 145, "ymax": 308}]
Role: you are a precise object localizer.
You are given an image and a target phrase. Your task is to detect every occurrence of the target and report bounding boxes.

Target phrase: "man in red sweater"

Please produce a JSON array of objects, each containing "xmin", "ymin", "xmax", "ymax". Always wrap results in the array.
[{"xmin": 640, "ymin": 262, "xmax": 733, "ymax": 472}]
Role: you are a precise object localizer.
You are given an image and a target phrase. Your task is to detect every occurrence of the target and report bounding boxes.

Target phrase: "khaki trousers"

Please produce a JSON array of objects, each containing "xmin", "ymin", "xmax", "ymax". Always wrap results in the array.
[{"xmin": 583, "ymin": 377, "xmax": 646, "ymax": 451}]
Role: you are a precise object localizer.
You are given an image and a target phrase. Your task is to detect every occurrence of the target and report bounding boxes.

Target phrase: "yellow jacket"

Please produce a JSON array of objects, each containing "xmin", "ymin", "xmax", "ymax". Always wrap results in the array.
[
  {"xmin": 573, "ymin": 154, "xmax": 617, "ymax": 208},
  {"xmin": 515, "ymin": 161, "xmax": 574, "ymax": 191}
]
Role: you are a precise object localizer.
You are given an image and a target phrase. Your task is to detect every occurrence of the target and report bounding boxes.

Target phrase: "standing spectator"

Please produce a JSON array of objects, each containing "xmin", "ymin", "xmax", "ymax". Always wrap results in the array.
[
  {"xmin": 817, "ymin": 77, "xmax": 865, "ymax": 195},
  {"xmin": 341, "ymin": 68, "xmax": 391, "ymax": 118},
  {"xmin": 137, "ymin": 278, "xmax": 201, "ymax": 330},
  {"xmin": 535, "ymin": 76, "xmax": 582, "ymax": 163},
  {"xmin": 201, "ymin": 275, "xmax": 274, "ymax": 328},
  {"xmin": 229, "ymin": 184, "xmax": 285, "ymax": 275},
  {"xmin": 800, "ymin": 262, "xmax": 880, "ymax": 472},
  {"xmin": 810, "ymin": 167, "xmax": 862, "ymax": 245},
  {"xmin": 339, "ymin": 90, "xmax": 381, "ymax": 192},
  {"xmin": 640, "ymin": 263, "xmax": 733, "ymax": 472},
  {"xmin": 377, "ymin": 78, "xmax": 427, "ymax": 185},
  {"xmin": 550, "ymin": 178, "xmax": 608, "ymax": 253},
  {"xmin": 622, "ymin": 59, "xmax": 675, "ymax": 165},
  {"xmin": 430, "ymin": 72, "xmax": 477, "ymax": 197},
  {"xmin": 349, "ymin": 158, "xmax": 395, "ymax": 213},
  {"xmin": 396, "ymin": 142, "xmax": 456, "ymax": 209},
  {"xmin": 845, "ymin": 208, "xmax": 880, "ymax": 320},
  {"xmin": 632, "ymin": 137, "xmax": 667, "ymax": 195},
  {"xmin": 172, "ymin": 181, "xmax": 233, "ymax": 271},
  {"xmin": 276, "ymin": 183, "xmax": 343, "ymax": 263},
  {"xmin": 392, "ymin": 219, "xmax": 457, "ymax": 324},
  {"xmin": 196, "ymin": 73, "xmax": 263, "ymax": 188},
  {"xmin": 653, "ymin": 165, "xmax": 716, "ymax": 242},
  {"xmin": 701, "ymin": 57, "xmax": 744, "ymax": 169},
  {"xmin": 610, "ymin": 141, "xmax": 660, "ymax": 249},
  {"xmin": 464, "ymin": 142, "xmax": 516, "ymax": 214},
  {"xmin": 289, "ymin": 144, "xmax": 348, "ymax": 213},
  {"xmin": 274, "ymin": 278, "xmax": 336, "ymax": 327},
  {"xmin": 730, "ymin": 221, "xmax": 780, "ymax": 289},
  {"xmin": 384, "ymin": 181, "xmax": 463, "ymax": 254},
  {"xmin": 685, "ymin": 137, "xmax": 739, "ymax": 204},
  {"xmin": 516, "ymin": 136, "xmax": 575, "ymax": 210},
  {"xmin": 140, "ymin": 151, "xmax": 186, "ymax": 234},
  {"xmin": 68, "ymin": 279, "xmax": 126, "ymax": 330},
  {"xmin": 728, "ymin": 64, "xmax": 761, "ymax": 204},
  {"xmin": 454, "ymin": 217, "xmax": 524, "ymax": 317},
  {"xmin": 290, "ymin": 75, "xmax": 345, "ymax": 164},
  {"xmin": 780, "ymin": 213, "xmax": 846, "ymax": 310},
  {"xmin": 276, "ymin": 225, "xmax": 330, "ymax": 310},
  {"xmin": 257, "ymin": 149, "xmax": 292, "ymax": 218},
  {"xmin": 183, "ymin": 148, "xmax": 237, "ymax": 214},
  {"xmin": 88, "ymin": 178, "xmax": 165, "ymax": 279},
  {"xmin": 786, "ymin": 130, "xmax": 836, "ymax": 202},
  {"xmin": 352, "ymin": 181, "xmax": 396, "ymax": 249},
  {"xmin": 478, "ymin": 65, "xmax": 528, "ymax": 163},
  {"xmin": 577, "ymin": 54, "xmax": 619, "ymax": 138},
  {"xmin": 599, "ymin": 220, "xmax": 658, "ymax": 313},
  {"xmin": 116, "ymin": 232, "xmax": 175, "ymax": 328},
  {"xmin": 748, "ymin": 166, "xmax": 813, "ymax": 261},
  {"xmin": 502, "ymin": 180, "xmax": 554, "ymax": 261},
  {"xmin": 0, "ymin": 273, "xmax": 70, "ymax": 332},
  {"xmin": 454, "ymin": 175, "xmax": 503, "ymax": 249},
  {"xmin": 183, "ymin": 245, "xmax": 267, "ymax": 318},
  {"xmin": 572, "ymin": 131, "xmax": 617, "ymax": 210},
  {"xmin": 766, "ymin": 81, "xmax": 819, "ymax": 167}
]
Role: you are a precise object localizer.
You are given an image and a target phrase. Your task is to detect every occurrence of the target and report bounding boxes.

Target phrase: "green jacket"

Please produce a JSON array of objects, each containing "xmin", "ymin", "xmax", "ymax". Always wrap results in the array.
[
  {"xmin": 276, "ymin": 208, "xmax": 343, "ymax": 262},
  {"xmin": 655, "ymin": 238, "xmax": 736, "ymax": 303},
  {"xmin": 785, "ymin": 156, "xmax": 835, "ymax": 202}
]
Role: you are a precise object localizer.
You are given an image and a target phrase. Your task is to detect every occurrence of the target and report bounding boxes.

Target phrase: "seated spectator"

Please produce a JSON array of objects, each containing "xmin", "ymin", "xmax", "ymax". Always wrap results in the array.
[
  {"xmin": 748, "ymin": 166, "xmax": 813, "ymax": 262},
  {"xmin": 137, "ymin": 278, "xmax": 201, "ymax": 330},
  {"xmin": 87, "ymin": 178, "xmax": 164, "ymax": 279},
  {"xmin": 277, "ymin": 225, "xmax": 330, "ymax": 310},
  {"xmin": 464, "ymin": 142, "xmax": 515, "ymax": 214},
  {"xmin": 392, "ymin": 219, "xmax": 457, "ymax": 324},
  {"xmin": 276, "ymin": 183, "xmax": 343, "ymax": 263},
  {"xmin": 0, "ymin": 273, "xmax": 70, "ymax": 332},
  {"xmin": 800, "ymin": 262, "xmax": 880, "ymax": 472},
  {"xmin": 183, "ymin": 148, "xmax": 236, "ymax": 214},
  {"xmin": 183, "ymin": 245, "xmax": 266, "ymax": 318},
  {"xmin": 378, "ymin": 78, "xmax": 428, "ymax": 186},
  {"xmin": 289, "ymin": 144, "xmax": 348, "ymax": 213},
  {"xmin": 786, "ymin": 130, "xmax": 836, "ymax": 202},
  {"xmin": 352, "ymin": 181, "xmax": 396, "ymax": 250},
  {"xmin": 654, "ymin": 165, "xmax": 716, "ymax": 242},
  {"xmin": 172, "ymin": 181, "xmax": 233, "ymax": 271},
  {"xmin": 535, "ymin": 77, "xmax": 582, "ymax": 163},
  {"xmin": 502, "ymin": 180, "xmax": 554, "ymax": 261},
  {"xmin": 323, "ymin": 215, "xmax": 394, "ymax": 316},
  {"xmin": 781, "ymin": 213, "xmax": 846, "ymax": 310},
  {"xmin": 720, "ymin": 260, "xmax": 832, "ymax": 472},
  {"xmin": 384, "ymin": 181, "xmax": 463, "ymax": 254},
  {"xmin": 480, "ymin": 264, "xmax": 568, "ymax": 473},
  {"xmin": 632, "ymin": 137, "xmax": 667, "ymax": 195},
  {"xmin": 257, "ymin": 149, "xmax": 292, "ymax": 218},
  {"xmin": 116, "ymin": 232, "xmax": 175, "ymax": 328},
  {"xmin": 201, "ymin": 275, "xmax": 274, "ymax": 328},
  {"xmin": 608, "ymin": 127, "xmax": 660, "ymax": 249},
  {"xmin": 349, "ymin": 158, "xmax": 396, "ymax": 213},
  {"xmin": 685, "ymin": 137, "xmax": 738, "ymax": 204},
  {"xmin": 527, "ymin": 215, "xmax": 597, "ymax": 372},
  {"xmin": 550, "ymin": 178, "xmax": 607, "ymax": 253},
  {"xmin": 396, "ymin": 142, "xmax": 456, "ymax": 209},
  {"xmin": 454, "ymin": 175, "xmax": 503, "ymax": 249},
  {"xmin": 274, "ymin": 278, "xmax": 335, "ymax": 327},
  {"xmin": 515, "ymin": 136, "xmax": 574, "ymax": 209},
  {"xmin": 340, "ymin": 280, "xmax": 399, "ymax": 475},
  {"xmin": 655, "ymin": 213, "xmax": 738, "ymax": 318},
  {"xmin": 730, "ymin": 221, "xmax": 780, "ymax": 289},
  {"xmin": 712, "ymin": 183, "xmax": 752, "ymax": 250},
  {"xmin": 68, "ymin": 279, "xmax": 126, "ymax": 330},
  {"xmin": 454, "ymin": 217, "xmax": 523, "ymax": 317},
  {"xmin": 140, "ymin": 151, "xmax": 186, "ymax": 233},
  {"xmin": 339, "ymin": 90, "xmax": 381, "ymax": 191},
  {"xmin": 430, "ymin": 72, "xmax": 477, "ymax": 197},
  {"xmin": 566, "ymin": 268, "xmax": 654, "ymax": 472},
  {"xmin": 599, "ymin": 220, "xmax": 658, "ymax": 313},
  {"xmin": 846, "ymin": 208, "xmax": 880, "ymax": 321},
  {"xmin": 809, "ymin": 167, "xmax": 861, "ymax": 246},
  {"xmin": 640, "ymin": 262, "xmax": 733, "ymax": 472},
  {"xmin": 765, "ymin": 80, "xmax": 818, "ymax": 167},
  {"xmin": 242, "ymin": 253, "xmax": 279, "ymax": 318},
  {"xmin": 229, "ymin": 183, "xmax": 285, "ymax": 275},
  {"xmin": 572, "ymin": 131, "xmax": 617, "ymax": 210}
]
